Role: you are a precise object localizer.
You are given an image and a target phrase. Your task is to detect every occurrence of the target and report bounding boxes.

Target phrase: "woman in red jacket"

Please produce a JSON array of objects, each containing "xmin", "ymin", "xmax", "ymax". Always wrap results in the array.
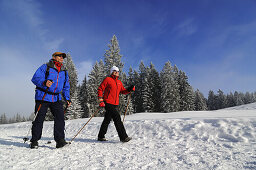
[{"xmin": 98, "ymin": 66, "xmax": 135, "ymax": 142}]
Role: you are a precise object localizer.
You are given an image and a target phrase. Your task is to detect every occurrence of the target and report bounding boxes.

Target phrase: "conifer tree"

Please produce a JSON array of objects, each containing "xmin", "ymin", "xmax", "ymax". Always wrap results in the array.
[
  {"xmin": 65, "ymin": 89, "xmax": 83, "ymax": 119},
  {"xmin": 216, "ymin": 89, "xmax": 226, "ymax": 109},
  {"xmin": 194, "ymin": 89, "xmax": 207, "ymax": 111},
  {"xmin": 64, "ymin": 53, "xmax": 78, "ymax": 97},
  {"xmin": 138, "ymin": 61, "xmax": 152, "ymax": 112},
  {"xmin": 79, "ymin": 75, "xmax": 89, "ymax": 118},
  {"xmin": 149, "ymin": 62, "xmax": 161, "ymax": 112},
  {"xmin": 104, "ymin": 35, "xmax": 124, "ymax": 77},
  {"xmin": 87, "ymin": 60, "xmax": 105, "ymax": 116},
  {"xmin": 178, "ymin": 70, "xmax": 195, "ymax": 111},
  {"xmin": 207, "ymin": 90, "xmax": 216, "ymax": 110},
  {"xmin": 0, "ymin": 113, "xmax": 8, "ymax": 124},
  {"xmin": 234, "ymin": 91, "xmax": 244, "ymax": 106},
  {"xmin": 131, "ymin": 70, "xmax": 140, "ymax": 113},
  {"xmin": 226, "ymin": 92, "xmax": 236, "ymax": 108},
  {"xmin": 160, "ymin": 61, "xmax": 180, "ymax": 112}
]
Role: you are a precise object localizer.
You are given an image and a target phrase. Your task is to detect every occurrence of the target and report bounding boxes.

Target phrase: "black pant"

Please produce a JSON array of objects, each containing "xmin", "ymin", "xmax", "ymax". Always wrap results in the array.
[
  {"xmin": 31, "ymin": 100, "xmax": 65, "ymax": 142},
  {"xmin": 98, "ymin": 103, "xmax": 128, "ymax": 141}
]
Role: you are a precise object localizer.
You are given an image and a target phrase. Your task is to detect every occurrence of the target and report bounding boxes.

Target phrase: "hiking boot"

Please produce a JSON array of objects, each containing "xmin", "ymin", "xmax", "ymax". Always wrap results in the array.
[
  {"xmin": 56, "ymin": 139, "xmax": 69, "ymax": 148},
  {"xmin": 98, "ymin": 137, "xmax": 107, "ymax": 141},
  {"xmin": 121, "ymin": 137, "xmax": 132, "ymax": 143},
  {"xmin": 30, "ymin": 141, "xmax": 38, "ymax": 149}
]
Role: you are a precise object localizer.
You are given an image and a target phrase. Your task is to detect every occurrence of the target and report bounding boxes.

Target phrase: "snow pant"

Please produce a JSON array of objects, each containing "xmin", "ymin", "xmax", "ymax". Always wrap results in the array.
[
  {"xmin": 30, "ymin": 100, "xmax": 65, "ymax": 143},
  {"xmin": 98, "ymin": 103, "xmax": 128, "ymax": 141}
]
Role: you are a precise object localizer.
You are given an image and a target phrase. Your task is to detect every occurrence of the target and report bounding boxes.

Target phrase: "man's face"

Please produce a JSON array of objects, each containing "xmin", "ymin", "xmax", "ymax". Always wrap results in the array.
[{"xmin": 53, "ymin": 55, "xmax": 64, "ymax": 63}]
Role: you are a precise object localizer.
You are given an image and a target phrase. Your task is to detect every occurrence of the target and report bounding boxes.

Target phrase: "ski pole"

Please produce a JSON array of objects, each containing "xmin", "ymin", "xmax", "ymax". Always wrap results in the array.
[
  {"xmin": 122, "ymin": 93, "xmax": 132, "ymax": 122},
  {"xmin": 23, "ymin": 87, "xmax": 49, "ymax": 143},
  {"xmin": 70, "ymin": 108, "xmax": 100, "ymax": 143}
]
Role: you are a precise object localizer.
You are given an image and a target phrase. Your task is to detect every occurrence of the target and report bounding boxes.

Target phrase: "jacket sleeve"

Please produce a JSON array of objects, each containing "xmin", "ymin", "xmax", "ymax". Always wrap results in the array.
[
  {"xmin": 98, "ymin": 78, "xmax": 108, "ymax": 99},
  {"xmin": 62, "ymin": 70, "xmax": 71, "ymax": 101},
  {"xmin": 31, "ymin": 64, "xmax": 47, "ymax": 88},
  {"xmin": 120, "ymin": 81, "xmax": 130, "ymax": 95}
]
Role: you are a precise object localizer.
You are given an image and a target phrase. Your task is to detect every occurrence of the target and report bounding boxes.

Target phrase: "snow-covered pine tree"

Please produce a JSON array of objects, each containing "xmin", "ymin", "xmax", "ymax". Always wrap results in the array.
[
  {"xmin": 0, "ymin": 113, "xmax": 8, "ymax": 124},
  {"xmin": 234, "ymin": 91, "xmax": 244, "ymax": 106},
  {"xmin": 194, "ymin": 89, "xmax": 207, "ymax": 111},
  {"xmin": 79, "ymin": 75, "xmax": 89, "ymax": 118},
  {"xmin": 244, "ymin": 92, "xmax": 254, "ymax": 104},
  {"xmin": 138, "ymin": 61, "xmax": 152, "ymax": 112},
  {"xmin": 178, "ymin": 70, "xmax": 195, "ymax": 111},
  {"xmin": 104, "ymin": 35, "xmax": 124, "ymax": 77},
  {"xmin": 64, "ymin": 53, "xmax": 78, "ymax": 97},
  {"xmin": 207, "ymin": 90, "xmax": 216, "ymax": 110},
  {"xmin": 125, "ymin": 66, "xmax": 135, "ymax": 115},
  {"xmin": 15, "ymin": 113, "xmax": 22, "ymax": 123},
  {"xmin": 216, "ymin": 89, "xmax": 226, "ymax": 109},
  {"xmin": 131, "ymin": 70, "xmax": 140, "ymax": 113},
  {"xmin": 149, "ymin": 62, "xmax": 161, "ymax": 112},
  {"xmin": 226, "ymin": 92, "xmax": 236, "ymax": 108},
  {"xmin": 87, "ymin": 60, "xmax": 106, "ymax": 117},
  {"xmin": 160, "ymin": 61, "xmax": 180, "ymax": 112},
  {"xmin": 65, "ymin": 89, "xmax": 83, "ymax": 120}
]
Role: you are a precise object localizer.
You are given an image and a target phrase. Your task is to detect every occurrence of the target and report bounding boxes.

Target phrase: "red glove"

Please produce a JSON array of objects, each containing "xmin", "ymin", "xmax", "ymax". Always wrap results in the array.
[{"xmin": 99, "ymin": 101, "xmax": 105, "ymax": 107}]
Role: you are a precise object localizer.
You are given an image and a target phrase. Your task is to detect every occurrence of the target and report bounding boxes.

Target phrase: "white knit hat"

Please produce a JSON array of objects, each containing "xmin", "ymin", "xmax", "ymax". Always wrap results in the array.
[{"xmin": 110, "ymin": 66, "xmax": 119, "ymax": 74}]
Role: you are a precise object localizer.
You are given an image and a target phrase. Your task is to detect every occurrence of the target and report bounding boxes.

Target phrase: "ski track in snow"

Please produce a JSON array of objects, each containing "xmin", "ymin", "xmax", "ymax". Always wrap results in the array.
[{"xmin": 1, "ymin": 104, "xmax": 256, "ymax": 169}]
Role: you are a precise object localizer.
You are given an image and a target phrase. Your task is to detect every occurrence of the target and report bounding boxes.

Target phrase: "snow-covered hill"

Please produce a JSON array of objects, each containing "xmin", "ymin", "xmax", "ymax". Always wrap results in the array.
[{"xmin": 0, "ymin": 104, "xmax": 256, "ymax": 169}]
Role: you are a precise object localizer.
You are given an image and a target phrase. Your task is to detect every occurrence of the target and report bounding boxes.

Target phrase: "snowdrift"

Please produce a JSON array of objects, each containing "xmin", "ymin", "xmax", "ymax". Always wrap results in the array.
[{"xmin": 0, "ymin": 103, "xmax": 256, "ymax": 169}]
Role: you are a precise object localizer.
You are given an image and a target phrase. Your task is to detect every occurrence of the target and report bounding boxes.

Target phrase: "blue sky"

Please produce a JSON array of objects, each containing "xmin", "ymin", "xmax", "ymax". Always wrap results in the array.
[{"xmin": 1, "ymin": 0, "xmax": 256, "ymax": 117}]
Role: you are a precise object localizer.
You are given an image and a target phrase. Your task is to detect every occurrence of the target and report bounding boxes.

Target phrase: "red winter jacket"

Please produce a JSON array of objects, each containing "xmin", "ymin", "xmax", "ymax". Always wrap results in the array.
[{"xmin": 98, "ymin": 75, "xmax": 130, "ymax": 105}]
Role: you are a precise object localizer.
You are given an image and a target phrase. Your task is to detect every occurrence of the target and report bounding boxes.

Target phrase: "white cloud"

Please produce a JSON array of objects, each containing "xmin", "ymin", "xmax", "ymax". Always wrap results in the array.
[
  {"xmin": 1, "ymin": 0, "xmax": 64, "ymax": 51},
  {"xmin": 173, "ymin": 18, "xmax": 198, "ymax": 37}
]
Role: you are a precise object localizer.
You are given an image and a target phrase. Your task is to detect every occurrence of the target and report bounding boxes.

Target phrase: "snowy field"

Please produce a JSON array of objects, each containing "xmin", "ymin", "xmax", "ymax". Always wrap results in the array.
[{"xmin": 0, "ymin": 104, "xmax": 256, "ymax": 170}]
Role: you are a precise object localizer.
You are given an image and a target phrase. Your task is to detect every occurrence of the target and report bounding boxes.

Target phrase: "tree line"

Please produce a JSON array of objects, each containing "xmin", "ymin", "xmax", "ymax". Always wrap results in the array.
[
  {"xmin": 1, "ymin": 35, "xmax": 256, "ymax": 124},
  {"xmin": 0, "ymin": 113, "xmax": 33, "ymax": 124}
]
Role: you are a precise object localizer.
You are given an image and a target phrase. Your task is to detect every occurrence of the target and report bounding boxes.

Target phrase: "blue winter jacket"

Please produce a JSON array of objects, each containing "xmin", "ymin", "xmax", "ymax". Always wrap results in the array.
[{"xmin": 32, "ymin": 59, "xmax": 70, "ymax": 102}]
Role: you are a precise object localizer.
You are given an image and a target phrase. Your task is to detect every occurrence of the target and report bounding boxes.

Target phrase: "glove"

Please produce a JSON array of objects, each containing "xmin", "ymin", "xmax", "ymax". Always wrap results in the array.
[
  {"xmin": 127, "ymin": 85, "xmax": 135, "ymax": 92},
  {"xmin": 99, "ymin": 101, "xmax": 105, "ymax": 107}
]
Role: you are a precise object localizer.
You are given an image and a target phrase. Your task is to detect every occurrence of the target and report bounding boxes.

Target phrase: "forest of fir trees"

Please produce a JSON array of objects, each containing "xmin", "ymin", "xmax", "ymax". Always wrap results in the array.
[{"xmin": 1, "ymin": 35, "xmax": 256, "ymax": 124}]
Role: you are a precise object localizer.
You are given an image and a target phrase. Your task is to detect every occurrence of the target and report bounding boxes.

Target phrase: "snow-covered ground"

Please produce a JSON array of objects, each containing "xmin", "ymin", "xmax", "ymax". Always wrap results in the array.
[{"xmin": 0, "ymin": 103, "xmax": 256, "ymax": 170}]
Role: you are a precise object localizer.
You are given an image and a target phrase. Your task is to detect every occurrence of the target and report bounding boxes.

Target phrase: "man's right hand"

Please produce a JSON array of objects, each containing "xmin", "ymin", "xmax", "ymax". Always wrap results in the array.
[{"xmin": 45, "ymin": 80, "xmax": 53, "ymax": 87}]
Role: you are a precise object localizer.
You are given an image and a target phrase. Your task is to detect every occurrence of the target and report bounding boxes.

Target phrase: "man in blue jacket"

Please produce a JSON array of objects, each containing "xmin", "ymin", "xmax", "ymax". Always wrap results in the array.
[{"xmin": 30, "ymin": 52, "xmax": 71, "ymax": 149}]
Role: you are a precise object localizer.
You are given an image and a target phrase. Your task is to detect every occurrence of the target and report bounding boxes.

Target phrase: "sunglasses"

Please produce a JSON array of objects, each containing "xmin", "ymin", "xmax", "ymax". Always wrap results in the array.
[{"xmin": 54, "ymin": 55, "xmax": 64, "ymax": 58}]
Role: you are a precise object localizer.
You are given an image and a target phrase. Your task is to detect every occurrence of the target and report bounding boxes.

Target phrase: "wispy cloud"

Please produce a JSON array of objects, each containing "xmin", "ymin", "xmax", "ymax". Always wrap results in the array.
[
  {"xmin": 1, "ymin": 0, "xmax": 63, "ymax": 51},
  {"xmin": 173, "ymin": 18, "xmax": 198, "ymax": 37}
]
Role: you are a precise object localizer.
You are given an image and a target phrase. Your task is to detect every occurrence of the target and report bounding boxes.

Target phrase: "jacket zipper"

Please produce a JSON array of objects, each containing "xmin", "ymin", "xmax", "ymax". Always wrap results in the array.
[
  {"xmin": 52, "ymin": 71, "xmax": 60, "ymax": 102},
  {"xmin": 115, "ymin": 79, "xmax": 118, "ymax": 105}
]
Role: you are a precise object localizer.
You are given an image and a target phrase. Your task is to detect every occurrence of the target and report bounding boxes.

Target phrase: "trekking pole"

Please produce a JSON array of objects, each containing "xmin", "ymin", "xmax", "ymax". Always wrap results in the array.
[
  {"xmin": 23, "ymin": 87, "xmax": 49, "ymax": 143},
  {"xmin": 122, "ymin": 93, "xmax": 132, "ymax": 123},
  {"xmin": 70, "ymin": 108, "xmax": 100, "ymax": 143}
]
